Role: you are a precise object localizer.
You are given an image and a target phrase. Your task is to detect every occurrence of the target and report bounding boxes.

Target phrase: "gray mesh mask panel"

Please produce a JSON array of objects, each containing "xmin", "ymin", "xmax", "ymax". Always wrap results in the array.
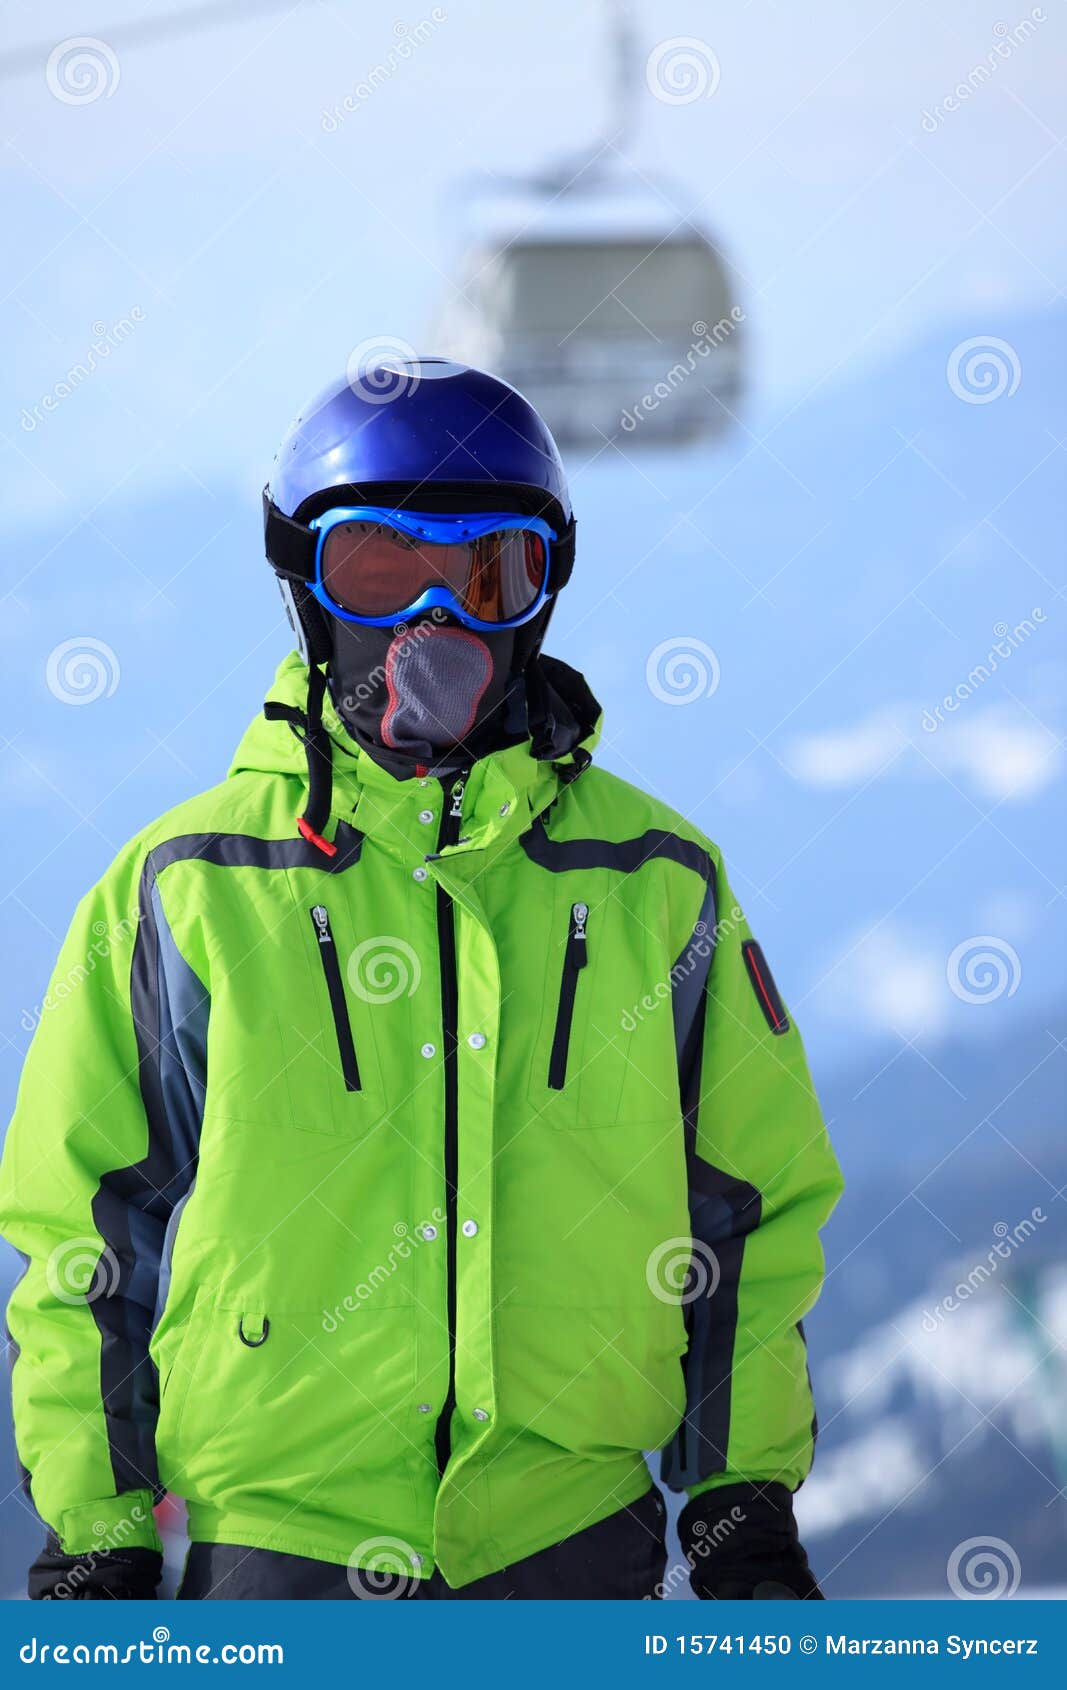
[
  {"xmin": 326, "ymin": 612, "xmax": 524, "ymax": 772},
  {"xmin": 381, "ymin": 624, "xmax": 494, "ymax": 756}
]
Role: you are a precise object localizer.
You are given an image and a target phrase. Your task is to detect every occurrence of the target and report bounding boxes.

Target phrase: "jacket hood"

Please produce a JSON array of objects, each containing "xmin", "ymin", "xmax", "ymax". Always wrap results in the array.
[{"xmin": 229, "ymin": 649, "xmax": 603, "ymax": 857}]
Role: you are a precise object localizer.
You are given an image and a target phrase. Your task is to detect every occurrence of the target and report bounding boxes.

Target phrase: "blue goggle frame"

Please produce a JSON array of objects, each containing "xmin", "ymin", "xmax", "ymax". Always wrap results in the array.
[{"xmin": 307, "ymin": 506, "xmax": 556, "ymax": 632}]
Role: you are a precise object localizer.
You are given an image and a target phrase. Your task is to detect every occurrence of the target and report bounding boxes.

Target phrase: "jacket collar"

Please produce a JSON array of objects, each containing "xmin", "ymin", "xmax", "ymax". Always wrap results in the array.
[{"xmin": 230, "ymin": 651, "xmax": 601, "ymax": 860}]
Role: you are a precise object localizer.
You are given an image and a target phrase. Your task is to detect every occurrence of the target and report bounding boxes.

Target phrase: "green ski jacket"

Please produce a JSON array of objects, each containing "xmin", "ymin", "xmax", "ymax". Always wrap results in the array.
[{"xmin": 0, "ymin": 652, "xmax": 842, "ymax": 1587}]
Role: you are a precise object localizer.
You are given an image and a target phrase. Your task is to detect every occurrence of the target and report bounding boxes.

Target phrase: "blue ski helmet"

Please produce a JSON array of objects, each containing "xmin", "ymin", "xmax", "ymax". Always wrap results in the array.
[
  {"xmin": 268, "ymin": 357, "xmax": 573, "ymax": 527},
  {"xmin": 263, "ymin": 357, "xmax": 576, "ymax": 660},
  {"xmin": 261, "ymin": 356, "xmax": 577, "ymax": 851}
]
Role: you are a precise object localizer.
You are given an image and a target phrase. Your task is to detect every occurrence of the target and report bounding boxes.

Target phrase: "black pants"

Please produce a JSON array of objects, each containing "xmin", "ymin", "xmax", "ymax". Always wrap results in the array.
[{"xmin": 178, "ymin": 1488, "xmax": 667, "ymax": 1599}]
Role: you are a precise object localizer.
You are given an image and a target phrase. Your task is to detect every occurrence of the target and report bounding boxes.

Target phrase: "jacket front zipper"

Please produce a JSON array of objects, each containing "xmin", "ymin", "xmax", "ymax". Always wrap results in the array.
[
  {"xmin": 548, "ymin": 901, "xmax": 589, "ymax": 1089},
  {"xmin": 432, "ymin": 772, "xmax": 467, "ymax": 1476},
  {"xmin": 309, "ymin": 905, "xmax": 360, "ymax": 1092}
]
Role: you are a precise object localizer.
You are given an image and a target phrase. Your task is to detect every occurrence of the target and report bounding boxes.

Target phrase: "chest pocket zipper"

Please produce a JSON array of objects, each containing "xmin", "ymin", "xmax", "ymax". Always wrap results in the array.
[
  {"xmin": 309, "ymin": 905, "xmax": 361, "ymax": 1092},
  {"xmin": 548, "ymin": 901, "xmax": 589, "ymax": 1090}
]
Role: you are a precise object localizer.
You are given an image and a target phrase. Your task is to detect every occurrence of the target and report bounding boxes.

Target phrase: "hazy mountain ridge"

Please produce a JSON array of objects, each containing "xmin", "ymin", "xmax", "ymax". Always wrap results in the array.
[{"xmin": 802, "ymin": 1007, "xmax": 1067, "ymax": 1595}]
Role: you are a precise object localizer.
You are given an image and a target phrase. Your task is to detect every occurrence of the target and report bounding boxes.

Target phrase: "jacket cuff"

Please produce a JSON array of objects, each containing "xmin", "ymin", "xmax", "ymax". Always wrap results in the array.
[
  {"xmin": 685, "ymin": 1470, "xmax": 794, "ymax": 1501},
  {"xmin": 679, "ymin": 1482, "xmax": 822, "ymax": 1600},
  {"xmin": 56, "ymin": 1492, "xmax": 163, "ymax": 1556},
  {"xmin": 678, "ymin": 1481, "xmax": 800, "ymax": 1574}
]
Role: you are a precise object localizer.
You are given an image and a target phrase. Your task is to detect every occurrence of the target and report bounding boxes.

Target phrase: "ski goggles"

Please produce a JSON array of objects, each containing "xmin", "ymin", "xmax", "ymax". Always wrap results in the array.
[{"xmin": 305, "ymin": 507, "xmax": 554, "ymax": 631}]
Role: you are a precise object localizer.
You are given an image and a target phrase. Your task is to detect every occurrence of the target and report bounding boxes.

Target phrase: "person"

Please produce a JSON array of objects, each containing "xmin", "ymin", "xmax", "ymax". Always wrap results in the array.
[{"xmin": 0, "ymin": 358, "xmax": 842, "ymax": 1601}]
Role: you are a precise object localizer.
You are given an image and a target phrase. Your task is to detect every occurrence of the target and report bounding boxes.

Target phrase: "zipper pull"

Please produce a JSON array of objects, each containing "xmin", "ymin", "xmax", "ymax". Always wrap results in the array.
[
  {"xmin": 570, "ymin": 901, "xmax": 589, "ymax": 964},
  {"xmin": 311, "ymin": 904, "xmax": 332, "ymax": 945},
  {"xmin": 430, "ymin": 771, "xmax": 469, "ymax": 859}
]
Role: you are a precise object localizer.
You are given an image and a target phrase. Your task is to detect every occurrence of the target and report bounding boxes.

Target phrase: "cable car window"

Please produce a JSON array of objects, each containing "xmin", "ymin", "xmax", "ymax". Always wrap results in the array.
[{"xmin": 488, "ymin": 242, "xmax": 731, "ymax": 340}]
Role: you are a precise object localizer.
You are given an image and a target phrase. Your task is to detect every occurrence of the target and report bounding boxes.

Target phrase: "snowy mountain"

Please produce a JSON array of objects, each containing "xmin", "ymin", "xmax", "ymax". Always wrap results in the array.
[
  {"xmin": 799, "ymin": 1256, "xmax": 1067, "ymax": 1598},
  {"xmin": 800, "ymin": 1009, "xmax": 1067, "ymax": 1596}
]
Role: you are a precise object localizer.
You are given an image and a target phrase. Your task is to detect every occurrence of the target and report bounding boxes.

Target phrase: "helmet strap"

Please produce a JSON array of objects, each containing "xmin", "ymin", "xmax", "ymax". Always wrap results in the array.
[
  {"xmin": 298, "ymin": 660, "xmax": 336, "ymax": 851},
  {"xmin": 267, "ymin": 579, "xmax": 337, "ymax": 854}
]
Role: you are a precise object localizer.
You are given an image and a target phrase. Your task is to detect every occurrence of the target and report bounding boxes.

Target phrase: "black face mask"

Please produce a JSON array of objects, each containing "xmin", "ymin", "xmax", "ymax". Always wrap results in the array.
[{"xmin": 327, "ymin": 613, "xmax": 531, "ymax": 776}]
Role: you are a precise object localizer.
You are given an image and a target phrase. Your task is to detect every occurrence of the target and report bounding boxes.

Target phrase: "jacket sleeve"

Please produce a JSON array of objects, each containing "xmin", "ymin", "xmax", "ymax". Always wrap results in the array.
[
  {"xmin": 0, "ymin": 839, "xmax": 204, "ymax": 1554},
  {"xmin": 661, "ymin": 848, "xmax": 843, "ymax": 1498}
]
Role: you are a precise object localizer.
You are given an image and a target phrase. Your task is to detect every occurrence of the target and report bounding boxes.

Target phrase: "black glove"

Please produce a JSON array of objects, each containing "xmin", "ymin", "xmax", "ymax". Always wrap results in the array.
[
  {"xmin": 29, "ymin": 1536, "xmax": 162, "ymax": 1600},
  {"xmin": 678, "ymin": 1482, "xmax": 823, "ymax": 1600}
]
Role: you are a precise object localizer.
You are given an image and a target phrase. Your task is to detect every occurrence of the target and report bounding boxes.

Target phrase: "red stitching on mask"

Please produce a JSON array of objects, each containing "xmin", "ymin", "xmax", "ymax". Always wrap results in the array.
[{"xmin": 381, "ymin": 625, "xmax": 493, "ymax": 751}]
